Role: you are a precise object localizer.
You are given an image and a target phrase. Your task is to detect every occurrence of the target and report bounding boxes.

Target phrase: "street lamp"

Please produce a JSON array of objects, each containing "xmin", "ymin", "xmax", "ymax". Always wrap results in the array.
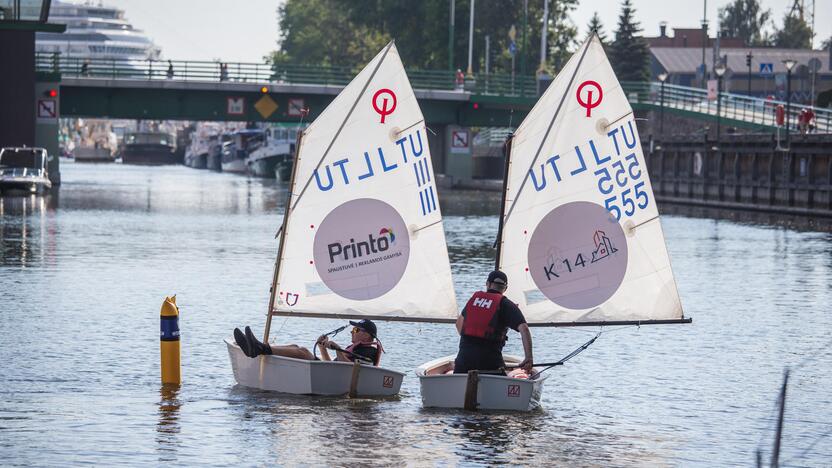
[
  {"xmin": 783, "ymin": 58, "xmax": 797, "ymax": 144},
  {"xmin": 658, "ymin": 72, "xmax": 668, "ymax": 137},
  {"xmin": 714, "ymin": 62, "xmax": 726, "ymax": 143}
]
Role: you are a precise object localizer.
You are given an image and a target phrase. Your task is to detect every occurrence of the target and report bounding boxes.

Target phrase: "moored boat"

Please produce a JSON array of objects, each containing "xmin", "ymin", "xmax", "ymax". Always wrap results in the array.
[
  {"xmin": 245, "ymin": 125, "xmax": 298, "ymax": 178},
  {"xmin": 221, "ymin": 129, "xmax": 263, "ymax": 174},
  {"xmin": 120, "ymin": 131, "xmax": 177, "ymax": 165},
  {"xmin": 0, "ymin": 147, "xmax": 53, "ymax": 194}
]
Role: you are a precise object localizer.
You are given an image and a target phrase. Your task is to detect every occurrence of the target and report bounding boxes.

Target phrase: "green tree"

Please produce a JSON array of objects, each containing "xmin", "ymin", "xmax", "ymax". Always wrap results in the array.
[
  {"xmin": 546, "ymin": 0, "xmax": 578, "ymax": 72},
  {"xmin": 718, "ymin": 0, "xmax": 771, "ymax": 46},
  {"xmin": 610, "ymin": 0, "xmax": 650, "ymax": 82},
  {"xmin": 773, "ymin": 13, "xmax": 813, "ymax": 49},
  {"xmin": 586, "ymin": 11, "xmax": 608, "ymax": 44}
]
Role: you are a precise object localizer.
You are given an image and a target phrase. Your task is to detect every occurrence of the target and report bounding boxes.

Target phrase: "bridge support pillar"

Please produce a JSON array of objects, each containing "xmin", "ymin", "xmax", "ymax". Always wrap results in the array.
[
  {"xmin": 0, "ymin": 30, "xmax": 36, "ymax": 149},
  {"xmin": 34, "ymin": 81, "xmax": 61, "ymax": 185},
  {"xmin": 441, "ymin": 125, "xmax": 472, "ymax": 183}
]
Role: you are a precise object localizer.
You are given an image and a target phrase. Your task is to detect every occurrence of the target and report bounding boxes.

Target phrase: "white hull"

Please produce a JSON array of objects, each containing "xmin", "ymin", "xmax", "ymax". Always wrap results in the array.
[
  {"xmin": 416, "ymin": 354, "xmax": 548, "ymax": 411},
  {"xmin": 225, "ymin": 338, "xmax": 404, "ymax": 396},
  {"xmin": 221, "ymin": 158, "xmax": 246, "ymax": 174}
]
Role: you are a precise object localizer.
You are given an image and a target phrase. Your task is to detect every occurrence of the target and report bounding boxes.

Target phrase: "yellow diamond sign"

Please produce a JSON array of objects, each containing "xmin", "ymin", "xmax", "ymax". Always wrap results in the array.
[{"xmin": 254, "ymin": 94, "xmax": 278, "ymax": 118}]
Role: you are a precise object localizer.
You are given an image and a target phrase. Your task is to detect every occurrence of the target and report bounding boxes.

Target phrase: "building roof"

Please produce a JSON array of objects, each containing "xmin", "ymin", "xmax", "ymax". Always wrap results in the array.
[{"xmin": 652, "ymin": 47, "xmax": 831, "ymax": 75}]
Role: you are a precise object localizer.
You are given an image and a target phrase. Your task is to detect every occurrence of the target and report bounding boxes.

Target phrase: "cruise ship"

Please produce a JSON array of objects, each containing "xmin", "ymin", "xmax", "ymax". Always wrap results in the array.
[{"xmin": 36, "ymin": 1, "xmax": 160, "ymax": 62}]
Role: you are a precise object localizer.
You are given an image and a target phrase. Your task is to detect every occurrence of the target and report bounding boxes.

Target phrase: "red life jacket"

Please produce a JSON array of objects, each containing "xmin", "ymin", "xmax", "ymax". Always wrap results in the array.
[
  {"xmin": 461, "ymin": 291, "xmax": 504, "ymax": 341},
  {"xmin": 345, "ymin": 340, "xmax": 383, "ymax": 366}
]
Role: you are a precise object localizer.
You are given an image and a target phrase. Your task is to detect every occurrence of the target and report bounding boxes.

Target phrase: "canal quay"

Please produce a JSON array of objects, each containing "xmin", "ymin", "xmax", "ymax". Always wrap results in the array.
[{"xmin": 3, "ymin": 0, "xmax": 832, "ymax": 466}]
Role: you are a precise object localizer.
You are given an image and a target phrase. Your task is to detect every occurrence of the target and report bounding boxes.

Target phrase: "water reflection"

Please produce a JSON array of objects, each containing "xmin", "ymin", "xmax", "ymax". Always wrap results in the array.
[
  {"xmin": 156, "ymin": 384, "xmax": 182, "ymax": 459},
  {"xmin": 0, "ymin": 194, "xmax": 56, "ymax": 267}
]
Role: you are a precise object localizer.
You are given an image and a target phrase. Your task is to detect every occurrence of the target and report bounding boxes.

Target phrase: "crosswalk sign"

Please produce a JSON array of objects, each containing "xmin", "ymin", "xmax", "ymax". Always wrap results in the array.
[{"xmin": 759, "ymin": 63, "xmax": 774, "ymax": 75}]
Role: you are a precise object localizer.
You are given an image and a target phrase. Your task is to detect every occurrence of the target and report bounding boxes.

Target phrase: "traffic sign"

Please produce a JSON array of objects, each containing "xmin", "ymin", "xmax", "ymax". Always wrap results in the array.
[
  {"xmin": 508, "ymin": 41, "xmax": 517, "ymax": 57},
  {"xmin": 37, "ymin": 99, "xmax": 57, "ymax": 119},
  {"xmin": 759, "ymin": 63, "xmax": 774, "ymax": 75},
  {"xmin": 287, "ymin": 98, "xmax": 305, "ymax": 117},
  {"xmin": 227, "ymin": 97, "xmax": 244, "ymax": 115},
  {"xmin": 808, "ymin": 58, "xmax": 821, "ymax": 72},
  {"xmin": 450, "ymin": 130, "xmax": 469, "ymax": 154}
]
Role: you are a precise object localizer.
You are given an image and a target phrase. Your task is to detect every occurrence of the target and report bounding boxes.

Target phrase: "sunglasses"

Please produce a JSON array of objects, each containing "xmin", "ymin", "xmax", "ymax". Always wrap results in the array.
[{"xmin": 351, "ymin": 327, "xmax": 367, "ymax": 335}]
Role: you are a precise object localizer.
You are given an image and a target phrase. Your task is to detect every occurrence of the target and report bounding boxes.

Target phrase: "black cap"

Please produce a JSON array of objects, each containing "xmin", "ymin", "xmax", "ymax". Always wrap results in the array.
[
  {"xmin": 487, "ymin": 270, "xmax": 508, "ymax": 285},
  {"xmin": 349, "ymin": 319, "xmax": 377, "ymax": 338}
]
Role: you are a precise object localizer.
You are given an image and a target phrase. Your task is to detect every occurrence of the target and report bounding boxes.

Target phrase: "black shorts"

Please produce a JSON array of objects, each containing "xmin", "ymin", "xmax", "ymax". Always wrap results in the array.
[{"xmin": 453, "ymin": 348, "xmax": 505, "ymax": 374}]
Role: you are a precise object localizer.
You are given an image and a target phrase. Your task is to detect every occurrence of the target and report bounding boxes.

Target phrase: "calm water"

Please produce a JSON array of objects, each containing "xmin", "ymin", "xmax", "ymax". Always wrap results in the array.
[{"xmin": 2, "ymin": 161, "xmax": 831, "ymax": 467}]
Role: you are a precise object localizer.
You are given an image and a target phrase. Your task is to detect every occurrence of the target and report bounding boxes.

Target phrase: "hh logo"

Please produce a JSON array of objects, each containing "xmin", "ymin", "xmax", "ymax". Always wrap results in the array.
[
  {"xmin": 382, "ymin": 375, "xmax": 394, "ymax": 388},
  {"xmin": 507, "ymin": 384, "xmax": 521, "ymax": 397},
  {"xmin": 473, "ymin": 297, "xmax": 493, "ymax": 308}
]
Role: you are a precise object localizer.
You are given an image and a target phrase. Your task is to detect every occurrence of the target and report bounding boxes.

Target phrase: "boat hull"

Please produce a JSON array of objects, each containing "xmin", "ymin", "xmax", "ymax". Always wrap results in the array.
[
  {"xmin": 185, "ymin": 152, "xmax": 208, "ymax": 169},
  {"xmin": 0, "ymin": 176, "xmax": 52, "ymax": 194},
  {"xmin": 121, "ymin": 145, "xmax": 178, "ymax": 165},
  {"xmin": 416, "ymin": 354, "xmax": 547, "ymax": 411},
  {"xmin": 225, "ymin": 338, "xmax": 404, "ymax": 396},
  {"xmin": 73, "ymin": 147, "xmax": 114, "ymax": 163},
  {"xmin": 207, "ymin": 151, "xmax": 222, "ymax": 171},
  {"xmin": 246, "ymin": 155, "xmax": 280, "ymax": 178},
  {"xmin": 221, "ymin": 158, "xmax": 246, "ymax": 174}
]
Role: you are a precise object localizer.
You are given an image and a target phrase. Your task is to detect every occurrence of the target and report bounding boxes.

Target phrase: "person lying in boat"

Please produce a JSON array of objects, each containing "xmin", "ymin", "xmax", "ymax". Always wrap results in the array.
[
  {"xmin": 453, "ymin": 270, "xmax": 534, "ymax": 375},
  {"xmin": 232, "ymin": 319, "xmax": 382, "ymax": 365}
]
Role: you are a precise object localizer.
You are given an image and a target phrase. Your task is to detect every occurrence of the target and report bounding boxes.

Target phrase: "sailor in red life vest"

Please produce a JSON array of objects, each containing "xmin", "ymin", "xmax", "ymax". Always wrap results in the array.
[
  {"xmin": 317, "ymin": 319, "xmax": 383, "ymax": 365},
  {"xmin": 453, "ymin": 270, "xmax": 534, "ymax": 374}
]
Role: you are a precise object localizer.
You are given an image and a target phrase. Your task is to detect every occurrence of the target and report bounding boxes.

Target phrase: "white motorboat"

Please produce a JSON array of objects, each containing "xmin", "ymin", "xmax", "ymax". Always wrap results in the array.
[
  {"xmin": 221, "ymin": 129, "xmax": 263, "ymax": 173},
  {"xmin": 0, "ymin": 147, "xmax": 53, "ymax": 194},
  {"xmin": 415, "ymin": 34, "xmax": 690, "ymax": 411},
  {"xmin": 227, "ymin": 42, "xmax": 458, "ymax": 397},
  {"xmin": 416, "ymin": 355, "xmax": 548, "ymax": 411},
  {"xmin": 246, "ymin": 125, "xmax": 300, "ymax": 179}
]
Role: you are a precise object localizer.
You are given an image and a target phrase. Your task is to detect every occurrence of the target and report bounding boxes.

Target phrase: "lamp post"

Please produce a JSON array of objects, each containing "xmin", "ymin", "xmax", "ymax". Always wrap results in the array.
[
  {"xmin": 714, "ymin": 62, "xmax": 726, "ymax": 144},
  {"xmin": 783, "ymin": 58, "xmax": 796, "ymax": 144},
  {"xmin": 658, "ymin": 72, "xmax": 668, "ymax": 137}
]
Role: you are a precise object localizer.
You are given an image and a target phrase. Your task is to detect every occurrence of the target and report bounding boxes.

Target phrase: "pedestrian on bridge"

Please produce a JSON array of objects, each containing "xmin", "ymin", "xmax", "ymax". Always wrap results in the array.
[{"xmin": 167, "ymin": 60, "xmax": 174, "ymax": 79}]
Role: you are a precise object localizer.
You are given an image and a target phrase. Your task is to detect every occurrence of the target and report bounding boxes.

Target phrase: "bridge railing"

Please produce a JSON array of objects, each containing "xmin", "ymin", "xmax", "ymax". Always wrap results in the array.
[
  {"xmin": 36, "ymin": 53, "xmax": 537, "ymax": 97},
  {"xmin": 622, "ymin": 81, "xmax": 831, "ymax": 133}
]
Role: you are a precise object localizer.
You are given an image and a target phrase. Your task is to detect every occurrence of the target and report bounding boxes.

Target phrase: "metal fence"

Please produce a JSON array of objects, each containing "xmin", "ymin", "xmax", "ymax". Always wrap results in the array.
[
  {"xmin": 35, "ymin": 53, "xmax": 536, "ymax": 97},
  {"xmin": 622, "ymin": 81, "xmax": 832, "ymax": 134}
]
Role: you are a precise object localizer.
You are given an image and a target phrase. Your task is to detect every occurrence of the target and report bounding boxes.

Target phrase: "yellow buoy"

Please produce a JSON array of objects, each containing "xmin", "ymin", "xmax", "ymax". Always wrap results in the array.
[{"xmin": 160, "ymin": 295, "xmax": 181, "ymax": 385}]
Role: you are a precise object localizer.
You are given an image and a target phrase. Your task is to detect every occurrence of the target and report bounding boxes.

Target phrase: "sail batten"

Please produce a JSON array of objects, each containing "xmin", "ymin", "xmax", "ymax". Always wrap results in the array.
[
  {"xmin": 500, "ymin": 35, "xmax": 686, "ymax": 326},
  {"xmin": 270, "ymin": 43, "xmax": 458, "ymax": 322}
]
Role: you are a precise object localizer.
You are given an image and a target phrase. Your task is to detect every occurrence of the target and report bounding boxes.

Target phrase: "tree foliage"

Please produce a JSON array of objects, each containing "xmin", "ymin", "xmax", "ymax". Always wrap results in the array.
[
  {"xmin": 609, "ymin": 0, "xmax": 649, "ymax": 82},
  {"xmin": 772, "ymin": 13, "xmax": 813, "ymax": 49},
  {"xmin": 718, "ymin": 0, "xmax": 771, "ymax": 46},
  {"xmin": 270, "ymin": 0, "xmax": 580, "ymax": 75},
  {"xmin": 586, "ymin": 12, "xmax": 608, "ymax": 45}
]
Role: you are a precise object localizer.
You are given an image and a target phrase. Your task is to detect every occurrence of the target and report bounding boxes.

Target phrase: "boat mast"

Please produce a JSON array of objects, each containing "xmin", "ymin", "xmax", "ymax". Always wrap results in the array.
[
  {"xmin": 494, "ymin": 134, "xmax": 513, "ymax": 271},
  {"xmin": 263, "ymin": 131, "xmax": 304, "ymax": 342}
]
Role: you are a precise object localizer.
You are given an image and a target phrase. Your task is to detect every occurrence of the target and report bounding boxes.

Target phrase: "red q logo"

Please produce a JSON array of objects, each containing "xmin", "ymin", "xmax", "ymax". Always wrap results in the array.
[
  {"xmin": 576, "ymin": 80, "xmax": 603, "ymax": 117},
  {"xmin": 372, "ymin": 88, "xmax": 397, "ymax": 123}
]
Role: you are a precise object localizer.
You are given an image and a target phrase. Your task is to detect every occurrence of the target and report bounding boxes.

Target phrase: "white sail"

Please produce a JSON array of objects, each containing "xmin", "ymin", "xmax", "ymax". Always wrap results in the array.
[
  {"xmin": 272, "ymin": 42, "xmax": 458, "ymax": 322},
  {"xmin": 498, "ymin": 35, "xmax": 684, "ymax": 325}
]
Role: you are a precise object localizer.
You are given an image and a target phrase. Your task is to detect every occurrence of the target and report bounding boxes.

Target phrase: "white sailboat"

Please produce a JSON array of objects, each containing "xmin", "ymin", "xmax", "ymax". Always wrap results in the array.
[
  {"xmin": 227, "ymin": 42, "xmax": 458, "ymax": 396},
  {"xmin": 417, "ymin": 35, "xmax": 690, "ymax": 411}
]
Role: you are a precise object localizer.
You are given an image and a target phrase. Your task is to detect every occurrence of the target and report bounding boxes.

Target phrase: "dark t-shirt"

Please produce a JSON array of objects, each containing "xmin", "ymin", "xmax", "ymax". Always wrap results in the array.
[
  {"xmin": 455, "ymin": 289, "xmax": 526, "ymax": 372},
  {"xmin": 348, "ymin": 344, "xmax": 379, "ymax": 364}
]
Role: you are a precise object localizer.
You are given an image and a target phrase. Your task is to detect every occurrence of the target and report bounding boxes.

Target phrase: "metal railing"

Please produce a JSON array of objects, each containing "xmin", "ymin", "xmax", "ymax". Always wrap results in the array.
[
  {"xmin": 35, "ymin": 53, "xmax": 536, "ymax": 97},
  {"xmin": 622, "ymin": 81, "xmax": 831, "ymax": 134}
]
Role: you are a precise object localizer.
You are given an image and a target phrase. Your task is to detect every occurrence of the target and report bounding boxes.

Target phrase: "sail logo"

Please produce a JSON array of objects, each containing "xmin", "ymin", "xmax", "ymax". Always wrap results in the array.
[
  {"xmin": 528, "ymin": 201, "xmax": 628, "ymax": 310},
  {"xmin": 576, "ymin": 80, "xmax": 603, "ymax": 117},
  {"xmin": 472, "ymin": 297, "xmax": 493, "ymax": 308},
  {"xmin": 591, "ymin": 230, "xmax": 617, "ymax": 262},
  {"xmin": 379, "ymin": 227, "xmax": 395, "ymax": 244},
  {"xmin": 313, "ymin": 199, "xmax": 410, "ymax": 301},
  {"xmin": 372, "ymin": 88, "xmax": 397, "ymax": 123},
  {"xmin": 507, "ymin": 384, "xmax": 521, "ymax": 397}
]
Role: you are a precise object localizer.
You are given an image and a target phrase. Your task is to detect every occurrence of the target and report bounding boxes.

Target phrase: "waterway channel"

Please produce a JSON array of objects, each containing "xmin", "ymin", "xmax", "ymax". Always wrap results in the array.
[{"xmin": 2, "ymin": 161, "xmax": 831, "ymax": 466}]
